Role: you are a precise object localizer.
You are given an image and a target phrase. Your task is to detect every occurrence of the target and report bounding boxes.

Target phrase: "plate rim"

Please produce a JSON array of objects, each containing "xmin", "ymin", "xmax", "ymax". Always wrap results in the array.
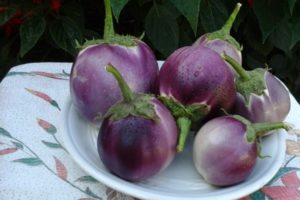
[{"xmin": 61, "ymin": 97, "xmax": 286, "ymax": 200}]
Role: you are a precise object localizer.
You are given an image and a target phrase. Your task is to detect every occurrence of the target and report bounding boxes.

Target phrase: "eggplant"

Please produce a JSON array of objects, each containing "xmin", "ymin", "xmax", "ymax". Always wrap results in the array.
[
  {"xmin": 158, "ymin": 45, "xmax": 236, "ymax": 152},
  {"xmin": 224, "ymin": 54, "xmax": 291, "ymax": 123},
  {"xmin": 193, "ymin": 115, "xmax": 291, "ymax": 186},
  {"xmin": 193, "ymin": 3, "xmax": 242, "ymax": 65},
  {"xmin": 70, "ymin": 0, "xmax": 158, "ymax": 123},
  {"xmin": 98, "ymin": 65, "xmax": 178, "ymax": 182}
]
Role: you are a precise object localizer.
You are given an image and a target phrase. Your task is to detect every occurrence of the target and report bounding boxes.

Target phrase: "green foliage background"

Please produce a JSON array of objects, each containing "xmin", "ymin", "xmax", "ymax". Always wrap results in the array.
[{"xmin": 1, "ymin": 0, "xmax": 300, "ymax": 101}]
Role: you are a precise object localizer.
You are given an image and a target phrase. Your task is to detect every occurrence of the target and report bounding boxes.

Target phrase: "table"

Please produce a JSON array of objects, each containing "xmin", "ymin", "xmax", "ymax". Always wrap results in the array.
[{"xmin": 0, "ymin": 62, "xmax": 299, "ymax": 200}]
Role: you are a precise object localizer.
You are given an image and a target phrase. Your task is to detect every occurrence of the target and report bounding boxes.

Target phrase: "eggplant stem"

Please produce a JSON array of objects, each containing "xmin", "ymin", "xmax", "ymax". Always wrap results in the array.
[
  {"xmin": 253, "ymin": 122, "xmax": 291, "ymax": 137},
  {"xmin": 222, "ymin": 3, "xmax": 242, "ymax": 35},
  {"xmin": 104, "ymin": 0, "xmax": 114, "ymax": 39},
  {"xmin": 106, "ymin": 64, "xmax": 133, "ymax": 102},
  {"xmin": 223, "ymin": 53, "xmax": 250, "ymax": 80},
  {"xmin": 176, "ymin": 117, "xmax": 192, "ymax": 152}
]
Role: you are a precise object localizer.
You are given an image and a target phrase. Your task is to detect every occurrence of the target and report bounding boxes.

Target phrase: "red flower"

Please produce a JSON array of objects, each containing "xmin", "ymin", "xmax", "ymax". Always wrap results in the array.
[
  {"xmin": 0, "ymin": 6, "xmax": 7, "ymax": 13},
  {"xmin": 0, "ymin": 9, "xmax": 23, "ymax": 37},
  {"xmin": 247, "ymin": 0, "xmax": 253, "ymax": 8},
  {"xmin": 50, "ymin": 0, "xmax": 61, "ymax": 12}
]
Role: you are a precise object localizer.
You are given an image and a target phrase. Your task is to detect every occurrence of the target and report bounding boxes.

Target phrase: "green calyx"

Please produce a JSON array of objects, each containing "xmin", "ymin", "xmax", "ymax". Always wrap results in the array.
[
  {"xmin": 207, "ymin": 3, "xmax": 242, "ymax": 51},
  {"xmin": 231, "ymin": 114, "xmax": 292, "ymax": 158},
  {"xmin": 76, "ymin": 35, "xmax": 137, "ymax": 50},
  {"xmin": 236, "ymin": 69, "xmax": 267, "ymax": 105},
  {"xmin": 159, "ymin": 96, "xmax": 210, "ymax": 152},
  {"xmin": 223, "ymin": 54, "xmax": 267, "ymax": 105},
  {"xmin": 76, "ymin": 0, "xmax": 137, "ymax": 50},
  {"xmin": 105, "ymin": 64, "xmax": 158, "ymax": 121},
  {"xmin": 159, "ymin": 96, "xmax": 210, "ymax": 123}
]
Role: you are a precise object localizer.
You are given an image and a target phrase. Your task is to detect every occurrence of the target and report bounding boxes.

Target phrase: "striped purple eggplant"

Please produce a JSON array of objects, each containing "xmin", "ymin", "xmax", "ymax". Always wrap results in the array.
[
  {"xmin": 224, "ymin": 54, "xmax": 291, "ymax": 123},
  {"xmin": 98, "ymin": 65, "xmax": 178, "ymax": 182},
  {"xmin": 193, "ymin": 115, "xmax": 291, "ymax": 186},
  {"xmin": 193, "ymin": 3, "xmax": 242, "ymax": 65},
  {"xmin": 158, "ymin": 45, "xmax": 236, "ymax": 152},
  {"xmin": 70, "ymin": 0, "xmax": 158, "ymax": 123}
]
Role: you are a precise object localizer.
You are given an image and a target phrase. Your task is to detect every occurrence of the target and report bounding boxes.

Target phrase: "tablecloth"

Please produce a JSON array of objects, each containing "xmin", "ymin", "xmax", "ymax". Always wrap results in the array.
[{"xmin": 0, "ymin": 62, "xmax": 299, "ymax": 200}]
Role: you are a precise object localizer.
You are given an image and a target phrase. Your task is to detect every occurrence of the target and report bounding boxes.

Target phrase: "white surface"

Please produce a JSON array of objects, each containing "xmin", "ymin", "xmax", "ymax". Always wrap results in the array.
[{"xmin": 62, "ymin": 96, "xmax": 287, "ymax": 200}]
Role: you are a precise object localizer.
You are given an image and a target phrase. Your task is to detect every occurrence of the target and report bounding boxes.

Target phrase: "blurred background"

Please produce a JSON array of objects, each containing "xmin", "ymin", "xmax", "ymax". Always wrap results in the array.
[{"xmin": 1, "ymin": 0, "xmax": 300, "ymax": 101}]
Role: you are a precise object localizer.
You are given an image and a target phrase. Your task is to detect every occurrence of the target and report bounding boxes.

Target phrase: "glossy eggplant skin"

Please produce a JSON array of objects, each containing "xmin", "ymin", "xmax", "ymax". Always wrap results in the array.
[
  {"xmin": 97, "ymin": 98, "xmax": 178, "ymax": 182},
  {"xmin": 70, "ymin": 41, "xmax": 159, "ymax": 123},
  {"xmin": 193, "ymin": 35, "xmax": 242, "ymax": 65},
  {"xmin": 234, "ymin": 70, "xmax": 291, "ymax": 123},
  {"xmin": 159, "ymin": 45, "xmax": 236, "ymax": 114},
  {"xmin": 193, "ymin": 116, "xmax": 257, "ymax": 186}
]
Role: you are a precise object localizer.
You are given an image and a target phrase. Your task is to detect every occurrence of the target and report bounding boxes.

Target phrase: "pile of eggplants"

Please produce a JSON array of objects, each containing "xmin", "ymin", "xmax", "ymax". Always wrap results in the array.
[{"xmin": 70, "ymin": 1, "xmax": 292, "ymax": 187}]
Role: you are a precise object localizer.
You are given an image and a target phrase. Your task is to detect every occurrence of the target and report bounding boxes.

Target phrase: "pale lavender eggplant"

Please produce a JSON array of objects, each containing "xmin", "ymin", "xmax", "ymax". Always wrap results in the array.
[
  {"xmin": 224, "ymin": 55, "xmax": 291, "ymax": 123},
  {"xmin": 70, "ymin": 0, "xmax": 159, "ymax": 123},
  {"xmin": 193, "ymin": 115, "xmax": 290, "ymax": 186},
  {"xmin": 193, "ymin": 3, "xmax": 242, "ymax": 65},
  {"xmin": 97, "ymin": 65, "xmax": 178, "ymax": 182},
  {"xmin": 234, "ymin": 71, "xmax": 290, "ymax": 123},
  {"xmin": 98, "ymin": 98, "xmax": 178, "ymax": 181},
  {"xmin": 159, "ymin": 45, "xmax": 236, "ymax": 152},
  {"xmin": 70, "ymin": 42, "xmax": 158, "ymax": 122},
  {"xmin": 194, "ymin": 36, "xmax": 242, "ymax": 65}
]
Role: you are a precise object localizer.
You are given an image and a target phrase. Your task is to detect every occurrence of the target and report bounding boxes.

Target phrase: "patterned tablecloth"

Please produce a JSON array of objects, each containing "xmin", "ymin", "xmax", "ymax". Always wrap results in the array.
[{"xmin": 0, "ymin": 62, "xmax": 300, "ymax": 200}]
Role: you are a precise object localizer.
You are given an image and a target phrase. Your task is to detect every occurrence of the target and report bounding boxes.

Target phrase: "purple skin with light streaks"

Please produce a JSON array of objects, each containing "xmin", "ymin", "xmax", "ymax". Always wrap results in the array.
[
  {"xmin": 159, "ymin": 45, "xmax": 236, "ymax": 114},
  {"xmin": 70, "ymin": 41, "xmax": 159, "ymax": 123},
  {"xmin": 98, "ymin": 98, "xmax": 178, "ymax": 182},
  {"xmin": 193, "ymin": 36, "xmax": 242, "ymax": 65},
  {"xmin": 193, "ymin": 116, "xmax": 257, "ymax": 186},
  {"xmin": 193, "ymin": 3, "xmax": 243, "ymax": 66},
  {"xmin": 234, "ymin": 71, "xmax": 291, "ymax": 123},
  {"xmin": 193, "ymin": 115, "xmax": 290, "ymax": 186},
  {"xmin": 158, "ymin": 45, "xmax": 236, "ymax": 152}
]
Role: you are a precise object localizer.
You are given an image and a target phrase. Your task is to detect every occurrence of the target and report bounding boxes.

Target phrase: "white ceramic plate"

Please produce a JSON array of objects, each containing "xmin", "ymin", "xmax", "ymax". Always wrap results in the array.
[{"xmin": 62, "ymin": 98, "xmax": 286, "ymax": 200}]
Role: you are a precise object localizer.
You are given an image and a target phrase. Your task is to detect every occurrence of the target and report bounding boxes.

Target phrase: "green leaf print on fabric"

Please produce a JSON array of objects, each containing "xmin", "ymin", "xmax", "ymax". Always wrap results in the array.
[
  {"xmin": 76, "ymin": 176, "xmax": 99, "ymax": 183},
  {"xmin": 13, "ymin": 157, "xmax": 43, "ymax": 166},
  {"xmin": 0, "ymin": 127, "xmax": 12, "ymax": 138}
]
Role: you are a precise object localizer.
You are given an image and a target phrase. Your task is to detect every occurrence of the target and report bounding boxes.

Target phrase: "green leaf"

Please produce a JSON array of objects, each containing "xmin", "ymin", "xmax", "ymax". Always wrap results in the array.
[
  {"xmin": 145, "ymin": 4, "xmax": 179, "ymax": 57},
  {"xmin": 20, "ymin": 16, "xmax": 46, "ymax": 57},
  {"xmin": 42, "ymin": 140, "xmax": 62, "ymax": 149},
  {"xmin": 49, "ymin": 17, "xmax": 83, "ymax": 56},
  {"xmin": 0, "ymin": 127, "xmax": 12, "ymax": 138},
  {"xmin": 62, "ymin": 1, "xmax": 85, "ymax": 31},
  {"xmin": 76, "ymin": 176, "xmax": 99, "ymax": 183},
  {"xmin": 200, "ymin": 0, "xmax": 228, "ymax": 32},
  {"xmin": 12, "ymin": 141, "xmax": 23, "ymax": 149},
  {"xmin": 250, "ymin": 191, "xmax": 266, "ymax": 199},
  {"xmin": 170, "ymin": 0, "xmax": 201, "ymax": 35},
  {"xmin": 0, "ymin": 7, "xmax": 16, "ymax": 26},
  {"xmin": 50, "ymin": 100, "xmax": 61, "ymax": 111},
  {"xmin": 111, "ymin": 0, "xmax": 129, "ymax": 22},
  {"xmin": 254, "ymin": 0, "xmax": 286, "ymax": 42},
  {"xmin": 267, "ymin": 167, "xmax": 300, "ymax": 185},
  {"xmin": 85, "ymin": 187, "xmax": 100, "ymax": 199},
  {"xmin": 13, "ymin": 157, "xmax": 43, "ymax": 166},
  {"xmin": 270, "ymin": 20, "xmax": 300, "ymax": 53},
  {"xmin": 288, "ymin": 0, "xmax": 297, "ymax": 14}
]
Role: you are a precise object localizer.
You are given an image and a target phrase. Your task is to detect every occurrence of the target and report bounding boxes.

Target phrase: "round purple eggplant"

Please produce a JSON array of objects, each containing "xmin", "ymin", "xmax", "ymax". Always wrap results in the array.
[
  {"xmin": 193, "ymin": 115, "xmax": 291, "ymax": 186},
  {"xmin": 70, "ymin": 0, "xmax": 158, "ymax": 123},
  {"xmin": 98, "ymin": 65, "xmax": 178, "ymax": 182},
  {"xmin": 224, "ymin": 54, "xmax": 291, "ymax": 123},
  {"xmin": 193, "ymin": 3, "xmax": 242, "ymax": 65},
  {"xmin": 159, "ymin": 45, "xmax": 236, "ymax": 152}
]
